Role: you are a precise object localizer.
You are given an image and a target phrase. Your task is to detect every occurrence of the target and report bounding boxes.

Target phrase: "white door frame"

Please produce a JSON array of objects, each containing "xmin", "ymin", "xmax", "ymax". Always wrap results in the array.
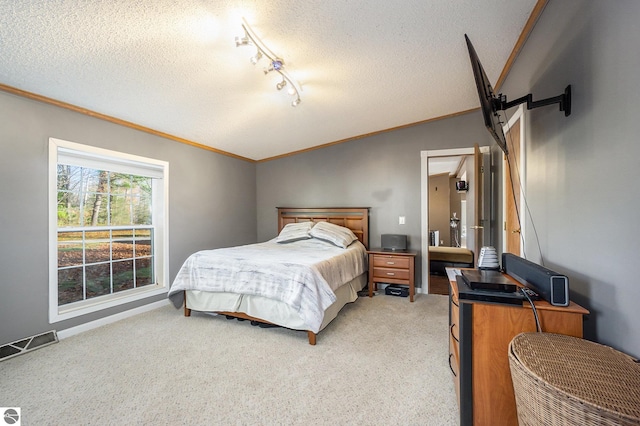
[
  {"xmin": 502, "ymin": 104, "xmax": 526, "ymax": 255},
  {"xmin": 420, "ymin": 146, "xmax": 489, "ymax": 293}
]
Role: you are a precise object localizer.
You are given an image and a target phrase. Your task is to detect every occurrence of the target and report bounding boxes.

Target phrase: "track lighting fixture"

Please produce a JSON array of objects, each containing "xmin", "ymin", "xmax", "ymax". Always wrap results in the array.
[{"xmin": 236, "ymin": 18, "xmax": 302, "ymax": 107}]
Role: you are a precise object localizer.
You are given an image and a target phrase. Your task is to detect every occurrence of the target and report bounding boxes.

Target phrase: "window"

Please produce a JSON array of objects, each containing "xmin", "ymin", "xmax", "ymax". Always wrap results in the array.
[{"xmin": 49, "ymin": 138, "xmax": 169, "ymax": 322}]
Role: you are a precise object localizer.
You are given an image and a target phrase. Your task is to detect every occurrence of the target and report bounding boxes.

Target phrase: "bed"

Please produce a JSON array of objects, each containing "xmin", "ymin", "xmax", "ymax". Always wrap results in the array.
[
  {"xmin": 168, "ymin": 207, "xmax": 370, "ymax": 345},
  {"xmin": 429, "ymin": 246, "xmax": 474, "ymax": 275}
]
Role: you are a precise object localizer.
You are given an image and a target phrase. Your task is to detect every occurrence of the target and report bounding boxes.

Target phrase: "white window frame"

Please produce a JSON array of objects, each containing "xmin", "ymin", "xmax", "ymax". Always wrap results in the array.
[{"xmin": 49, "ymin": 138, "xmax": 169, "ymax": 323}]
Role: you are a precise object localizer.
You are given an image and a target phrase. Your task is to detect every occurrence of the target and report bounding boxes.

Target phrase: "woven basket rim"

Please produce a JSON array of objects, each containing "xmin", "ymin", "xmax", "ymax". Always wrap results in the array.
[{"xmin": 509, "ymin": 333, "xmax": 640, "ymax": 421}]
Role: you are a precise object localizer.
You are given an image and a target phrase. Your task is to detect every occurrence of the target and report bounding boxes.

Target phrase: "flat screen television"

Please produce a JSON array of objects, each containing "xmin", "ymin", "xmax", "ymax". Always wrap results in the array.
[
  {"xmin": 465, "ymin": 34, "xmax": 509, "ymax": 154},
  {"xmin": 464, "ymin": 34, "xmax": 571, "ymax": 156}
]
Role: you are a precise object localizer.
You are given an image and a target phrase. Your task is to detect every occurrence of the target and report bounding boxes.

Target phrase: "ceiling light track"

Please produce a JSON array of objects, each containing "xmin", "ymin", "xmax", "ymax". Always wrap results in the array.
[{"xmin": 235, "ymin": 18, "xmax": 302, "ymax": 107}]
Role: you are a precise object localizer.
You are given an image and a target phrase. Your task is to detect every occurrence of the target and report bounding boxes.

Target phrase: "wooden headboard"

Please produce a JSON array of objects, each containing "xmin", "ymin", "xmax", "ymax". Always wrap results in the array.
[{"xmin": 277, "ymin": 207, "xmax": 370, "ymax": 249}]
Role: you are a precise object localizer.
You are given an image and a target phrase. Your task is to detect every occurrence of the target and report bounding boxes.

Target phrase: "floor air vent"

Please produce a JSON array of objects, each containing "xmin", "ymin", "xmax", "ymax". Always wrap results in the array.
[{"xmin": 0, "ymin": 330, "xmax": 58, "ymax": 361}]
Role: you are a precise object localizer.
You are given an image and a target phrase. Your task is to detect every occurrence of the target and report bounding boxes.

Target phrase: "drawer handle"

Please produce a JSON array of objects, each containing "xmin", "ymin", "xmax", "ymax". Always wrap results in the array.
[
  {"xmin": 450, "ymin": 324, "xmax": 459, "ymax": 342},
  {"xmin": 449, "ymin": 353, "xmax": 457, "ymax": 377},
  {"xmin": 386, "ymin": 261, "xmax": 395, "ymax": 265},
  {"xmin": 450, "ymin": 296, "xmax": 459, "ymax": 307},
  {"xmin": 386, "ymin": 272, "xmax": 395, "ymax": 276}
]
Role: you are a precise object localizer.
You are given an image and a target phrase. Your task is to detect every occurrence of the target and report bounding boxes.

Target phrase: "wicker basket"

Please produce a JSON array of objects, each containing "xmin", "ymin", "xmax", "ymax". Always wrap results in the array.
[{"xmin": 508, "ymin": 332, "xmax": 640, "ymax": 426}]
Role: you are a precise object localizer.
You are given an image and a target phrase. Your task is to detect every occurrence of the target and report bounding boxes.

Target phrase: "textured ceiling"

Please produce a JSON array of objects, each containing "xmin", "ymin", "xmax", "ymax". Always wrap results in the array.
[{"xmin": 0, "ymin": 0, "xmax": 539, "ymax": 161}]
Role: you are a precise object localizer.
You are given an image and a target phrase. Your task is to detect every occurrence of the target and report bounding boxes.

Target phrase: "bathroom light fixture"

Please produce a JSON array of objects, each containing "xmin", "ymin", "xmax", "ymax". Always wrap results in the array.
[{"xmin": 235, "ymin": 18, "xmax": 302, "ymax": 107}]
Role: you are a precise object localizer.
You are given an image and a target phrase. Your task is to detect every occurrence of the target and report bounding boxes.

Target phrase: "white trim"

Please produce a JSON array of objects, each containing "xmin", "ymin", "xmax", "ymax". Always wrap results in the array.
[
  {"xmin": 501, "ymin": 105, "xmax": 526, "ymax": 255},
  {"xmin": 56, "ymin": 285, "xmax": 168, "ymax": 320},
  {"xmin": 57, "ymin": 145, "xmax": 164, "ymax": 179},
  {"xmin": 49, "ymin": 138, "xmax": 170, "ymax": 323},
  {"xmin": 56, "ymin": 299, "xmax": 170, "ymax": 340},
  {"xmin": 420, "ymin": 147, "xmax": 489, "ymax": 293}
]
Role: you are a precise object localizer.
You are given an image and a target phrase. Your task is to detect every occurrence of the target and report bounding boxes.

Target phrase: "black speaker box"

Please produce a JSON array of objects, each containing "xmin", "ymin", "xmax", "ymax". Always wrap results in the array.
[
  {"xmin": 385, "ymin": 285, "xmax": 409, "ymax": 297},
  {"xmin": 502, "ymin": 253, "xmax": 570, "ymax": 306},
  {"xmin": 381, "ymin": 234, "xmax": 407, "ymax": 251}
]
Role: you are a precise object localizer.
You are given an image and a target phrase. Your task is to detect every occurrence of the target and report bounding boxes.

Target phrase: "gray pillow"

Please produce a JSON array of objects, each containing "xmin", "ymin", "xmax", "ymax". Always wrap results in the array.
[
  {"xmin": 276, "ymin": 221, "xmax": 314, "ymax": 243},
  {"xmin": 309, "ymin": 221, "xmax": 358, "ymax": 248}
]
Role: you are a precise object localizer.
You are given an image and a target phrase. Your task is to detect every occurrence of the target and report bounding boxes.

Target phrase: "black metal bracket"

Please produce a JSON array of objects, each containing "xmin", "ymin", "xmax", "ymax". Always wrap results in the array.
[{"xmin": 492, "ymin": 85, "xmax": 572, "ymax": 117}]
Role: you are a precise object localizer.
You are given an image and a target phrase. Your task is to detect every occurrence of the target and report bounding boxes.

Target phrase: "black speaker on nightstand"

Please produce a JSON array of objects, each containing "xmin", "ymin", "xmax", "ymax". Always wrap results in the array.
[{"xmin": 381, "ymin": 234, "xmax": 407, "ymax": 252}]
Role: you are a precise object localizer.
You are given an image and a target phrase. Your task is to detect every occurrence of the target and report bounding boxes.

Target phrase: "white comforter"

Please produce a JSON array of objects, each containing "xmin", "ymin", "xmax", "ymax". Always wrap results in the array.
[{"xmin": 168, "ymin": 238, "xmax": 367, "ymax": 333}]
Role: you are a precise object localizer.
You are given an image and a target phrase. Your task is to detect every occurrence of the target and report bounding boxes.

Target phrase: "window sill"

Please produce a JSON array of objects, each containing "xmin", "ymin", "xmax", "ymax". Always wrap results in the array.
[{"xmin": 50, "ymin": 284, "xmax": 167, "ymax": 323}]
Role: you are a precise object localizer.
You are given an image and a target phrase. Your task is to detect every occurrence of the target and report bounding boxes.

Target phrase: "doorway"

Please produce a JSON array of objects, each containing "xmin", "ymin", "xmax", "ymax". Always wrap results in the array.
[{"xmin": 420, "ymin": 146, "xmax": 490, "ymax": 294}]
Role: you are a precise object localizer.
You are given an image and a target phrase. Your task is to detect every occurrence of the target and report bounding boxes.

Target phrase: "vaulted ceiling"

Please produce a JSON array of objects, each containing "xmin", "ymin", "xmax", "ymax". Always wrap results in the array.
[{"xmin": 0, "ymin": 0, "xmax": 541, "ymax": 161}]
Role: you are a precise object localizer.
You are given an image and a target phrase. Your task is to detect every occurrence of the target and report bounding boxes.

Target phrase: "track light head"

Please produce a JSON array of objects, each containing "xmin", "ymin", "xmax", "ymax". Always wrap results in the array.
[
  {"xmin": 235, "ymin": 36, "xmax": 249, "ymax": 47},
  {"xmin": 250, "ymin": 50, "xmax": 263, "ymax": 64}
]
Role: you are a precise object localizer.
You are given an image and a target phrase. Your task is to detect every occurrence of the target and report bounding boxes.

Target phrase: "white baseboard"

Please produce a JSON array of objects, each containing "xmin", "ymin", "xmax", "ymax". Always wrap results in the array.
[{"xmin": 57, "ymin": 299, "xmax": 170, "ymax": 340}]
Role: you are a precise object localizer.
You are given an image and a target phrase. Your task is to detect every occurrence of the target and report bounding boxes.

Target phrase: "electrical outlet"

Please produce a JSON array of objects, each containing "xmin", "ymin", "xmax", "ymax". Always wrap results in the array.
[{"xmin": 399, "ymin": 216, "xmax": 405, "ymax": 225}]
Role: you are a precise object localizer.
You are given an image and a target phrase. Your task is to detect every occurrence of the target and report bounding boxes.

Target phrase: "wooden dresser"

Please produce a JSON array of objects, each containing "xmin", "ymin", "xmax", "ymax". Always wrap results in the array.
[
  {"xmin": 447, "ymin": 268, "xmax": 589, "ymax": 426},
  {"xmin": 367, "ymin": 249, "xmax": 417, "ymax": 302}
]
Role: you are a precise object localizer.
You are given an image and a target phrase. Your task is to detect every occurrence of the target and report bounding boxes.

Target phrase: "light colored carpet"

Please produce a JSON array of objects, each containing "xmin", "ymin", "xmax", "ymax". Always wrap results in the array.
[{"xmin": 0, "ymin": 294, "xmax": 458, "ymax": 425}]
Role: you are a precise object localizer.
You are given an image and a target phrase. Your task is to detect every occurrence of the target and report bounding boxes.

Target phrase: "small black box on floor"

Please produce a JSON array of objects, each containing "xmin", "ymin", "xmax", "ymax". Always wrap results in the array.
[{"xmin": 385, "ymin": 285, "xmax": 409, "ymax": 297}]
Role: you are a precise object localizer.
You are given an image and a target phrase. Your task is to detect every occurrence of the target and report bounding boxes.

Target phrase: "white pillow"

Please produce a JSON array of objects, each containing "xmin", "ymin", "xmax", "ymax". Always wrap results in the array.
[
  {"xmin": 309, "ymin": 221, "xmax": 358, "ymax": 248},
  {"xmin": 276, "ymin": 222, "xmax": 314, "ymax": 243}
]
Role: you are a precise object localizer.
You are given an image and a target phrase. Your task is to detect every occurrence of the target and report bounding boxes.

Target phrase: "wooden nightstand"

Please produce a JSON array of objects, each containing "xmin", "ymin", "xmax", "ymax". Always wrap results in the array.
[{"xmin": 367, "ymin": 249, "xmax": 417, "ymax": 302}]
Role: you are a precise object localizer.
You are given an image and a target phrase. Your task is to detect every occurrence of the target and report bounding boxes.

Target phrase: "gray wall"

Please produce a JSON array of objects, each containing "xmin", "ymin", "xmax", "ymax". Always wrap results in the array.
[
  {"xmin": 0, "ymin": 91, "xmax": 257, "ymax": 346},
  {"xmin": 256, "ymin": 111, "xmax": 489, "ymax": 288},
  {"xmin": 497, "ymin": 0, "xmax": 640, "ymax": 357}
]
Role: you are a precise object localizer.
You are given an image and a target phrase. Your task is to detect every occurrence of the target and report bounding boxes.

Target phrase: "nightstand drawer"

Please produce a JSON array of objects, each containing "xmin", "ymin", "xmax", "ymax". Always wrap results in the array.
[
  {"xmin": 372, "ymin": 256, "xmax": 411, "ymax": 269},
  {"xmin": 372, "ymin": 266, "xmax": 410, "ymax": 281}
]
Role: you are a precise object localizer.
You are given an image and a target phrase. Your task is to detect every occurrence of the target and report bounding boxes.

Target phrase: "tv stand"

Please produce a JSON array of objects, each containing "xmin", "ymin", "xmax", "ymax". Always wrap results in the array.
[{"xmin": 447, "ymin": 267, "xmax": 588, "ymax": 425}]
